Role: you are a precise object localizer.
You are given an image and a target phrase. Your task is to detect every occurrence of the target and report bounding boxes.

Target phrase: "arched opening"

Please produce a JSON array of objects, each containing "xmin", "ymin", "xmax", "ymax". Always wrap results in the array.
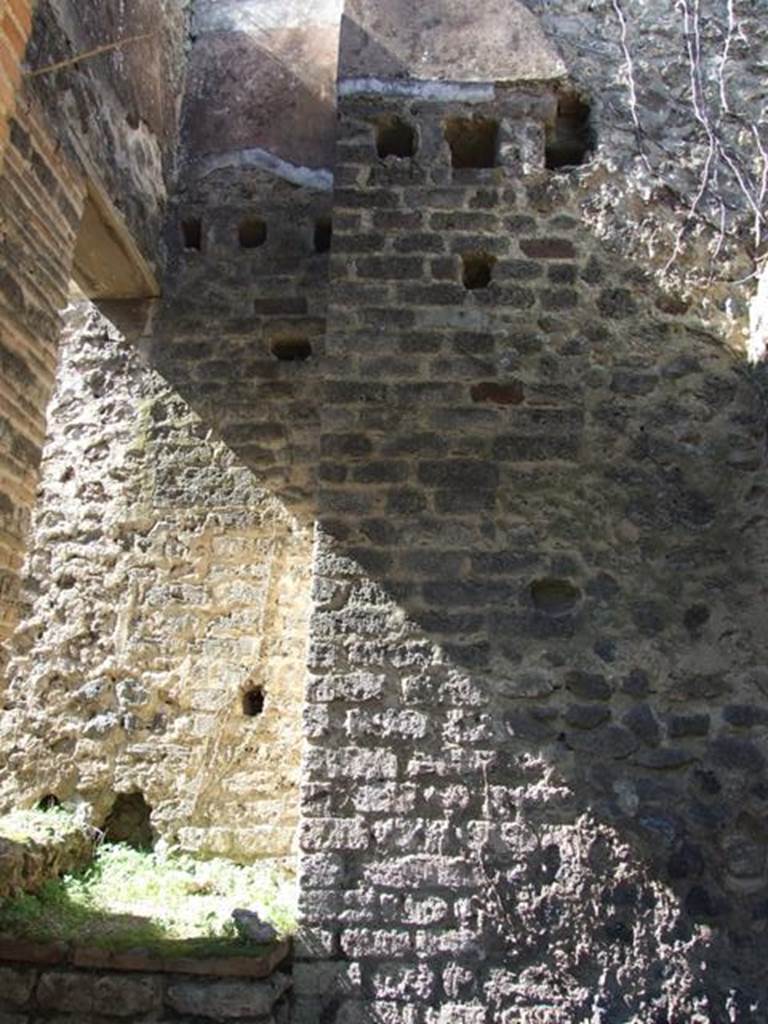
[{"xmin": 102, "ymin": 792, "xmax": 155, "ymax": 850}]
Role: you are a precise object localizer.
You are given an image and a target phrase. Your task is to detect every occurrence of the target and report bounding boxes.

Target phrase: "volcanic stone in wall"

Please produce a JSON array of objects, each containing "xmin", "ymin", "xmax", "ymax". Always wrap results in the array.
[
  {"xmin": 0, "ymin": 302, "xmax": 312, "ymax": 862},
  {"xmin": 294, "ymin": 83, "xmax": 768, "ymax": 1023}
]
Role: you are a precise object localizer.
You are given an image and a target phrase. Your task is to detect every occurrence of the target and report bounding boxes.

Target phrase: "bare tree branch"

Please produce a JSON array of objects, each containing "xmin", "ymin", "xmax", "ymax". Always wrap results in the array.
[{"xmin": 610, "ymin": 0, "xmax": 652, "ymax": 173}]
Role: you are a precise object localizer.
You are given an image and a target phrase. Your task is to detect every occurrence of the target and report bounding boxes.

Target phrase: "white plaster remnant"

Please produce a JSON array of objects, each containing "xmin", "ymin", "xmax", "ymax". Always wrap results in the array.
[
  {"xmin": 748, "ymin": 264, "xmax": 768, "ymax": 363},
  {"xmin": 191, "ymin": 148, "xmax": 334, "ymax": 192},
  {"xmin": 338, "ymin": 78, "xmax": 496, "ymax": 103},
  {"xmin": 194, "ymin": 0, "xmax": 345, "ymax": 35}
]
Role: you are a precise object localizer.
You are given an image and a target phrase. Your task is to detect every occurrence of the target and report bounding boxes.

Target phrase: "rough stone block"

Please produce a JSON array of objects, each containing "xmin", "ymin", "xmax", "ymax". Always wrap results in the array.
[
  {"xmin": 37, "ymin": 972, "xmax": 95, "ymax": 1014},
  {"xmin": 417, "ymin": 459, "xmax": 499, "ymax": 490},
  {"xmin": 0, "ymin": 967, "xmax": 35, "ymax": 1007},
  {"xmin": 340, "ymin": 928, "xmax": 413, "ymax": 958},
  {"xmin": 165, "ymin": 974, "xmax": 290, "ymax": 1019},
  {"xmin": 402, "ymin": 895, "xmax": 450, "ymax": 925},
  {"xmin": 372, "ymin": 963, "xmax": 436, "ymax": 1002},
  {"xmin": 425, "ymin": 1005, "xmax": 486, "ymax": 1024},
  {"xmin": 304, "ymin": 747, "xmax": 398, "ymax": 781},
  {"xmin": 300, "ymin": 852, "xmax": 346, "ymax": 888},
  {"xmin": 519, "ymin": 237, "xmax": 576, "ymax": 258},
  {"xmin": 414, "ymin": 929, "xmax": 484, "ymax": 957},
  {"xmin": 346, "ymin": 709, "xmax": 429, "ymax": 741},
  {"xmin": 93, "ymin": 974, "xmax": 163, "ymax": 1017},
  {"xmin": 292, "ymin": 961, "xmax": 359, "ymax": 999},
  {"xmin": 565, "ymin": 670, "xmax": 611, "ymax": 701},
  {"xmin": 300, "ymin": 817, "xmax": 370, "ymax": 852},
  {"xmin": 364, "ymin": 855, "xmax": 482, "ymax": 889},
  {"xmin": 353, "ymin": 1002, "xmax": 420, "ymax": 1024}
]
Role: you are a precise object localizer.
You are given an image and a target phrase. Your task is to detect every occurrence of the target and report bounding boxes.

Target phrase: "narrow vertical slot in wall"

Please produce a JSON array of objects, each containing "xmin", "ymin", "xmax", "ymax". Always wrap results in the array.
[
  {"xmin": 545, "ymin": 93, "xmax": 594, "ymax": 169},
  {"xmin": 314, "ymin": 218, "xmax": 333, "ymax": 254},
  {"xmin": 182, "ymin": 217, "xmax": 202, "ymax": 251}
]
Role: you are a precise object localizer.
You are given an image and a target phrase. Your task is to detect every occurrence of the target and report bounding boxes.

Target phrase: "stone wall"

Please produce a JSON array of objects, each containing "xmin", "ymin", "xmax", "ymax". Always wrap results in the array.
[
  {"xmin": 0, "ymin": 829, "xmax": 93, "ymax": 903},
  {"xmin": 23, "ymin": 0, "xmax": 190, "ymax": 266},
  {"xmin": 0, "ymin": 303, "xmax": 311, "ymax": 861},
  {"xmin": 522, "ymin": 0, "xmax": 767, "ymax": 349},
  {"xmin": 0, "ymin": 952, "xmax": 291, "ymax": 1023},
  {"xmin": 294, "ymin": 85, "xmax": 768, "ymax": 1021},
  {"xmin": 1, "ymin": 1, "xmax": 767, "ymax": 1019}
]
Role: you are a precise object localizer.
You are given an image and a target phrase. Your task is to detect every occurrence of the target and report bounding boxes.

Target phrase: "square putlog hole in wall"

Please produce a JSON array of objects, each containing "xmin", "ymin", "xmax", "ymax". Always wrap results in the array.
[
  {"xmin": 545, "ymin": 93, "xmax": 595, "ymax": 170},
  {"xmin": 376, "ymin": 115, "xmax": 417, "ymax": 159},
  {"xmin": 462, "ymin": 252, "xmax": 496, "ymax": 290},
  {"xmin": 239, "ymin": 217, "xmax": 268, "ymax": 249},
  {"xmin": 181, "ymin": 217, "xmax": 202, "ymax": 251},
  {"xmin": 242, "ymin": 686, "xmax": 265, "ymax": 717},
  {"xmin": 445, "ymin": 117, "xmax": 499, "ymax": 169},
  {"xmin": 314, "ymin": 218, "xmax": 333, "ymax": 253},
  {"xmin": 271, "ymin": 337, "xmax": 313, "ymax": 362}
]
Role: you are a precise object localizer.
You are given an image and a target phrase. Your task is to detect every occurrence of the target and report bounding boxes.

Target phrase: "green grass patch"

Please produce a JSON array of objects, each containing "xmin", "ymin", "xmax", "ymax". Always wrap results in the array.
[
  {"xmin": 0, "ymin": 806, "xmax": 80, "ymax": 844},
  {"xmin": 0, "ymin": 843, "xmax": 297, "ymax": 957}
]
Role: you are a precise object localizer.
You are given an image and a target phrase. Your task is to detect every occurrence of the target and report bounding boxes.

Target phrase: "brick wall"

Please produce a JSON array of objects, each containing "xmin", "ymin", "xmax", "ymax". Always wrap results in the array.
[
  {"xmin": 0, "ymin": 946, "xmax": 291, "ymax": 1023},
  {"xmin": 0, "ymin": 89, "xmax": 85, "ymax": 682},
  {"xmin": 0, "ymin": 0, "xmax": 33, "ymax": 164},
  {"xmin": 294, "ymin": 87, "xmax": 768, "ymax": 1022}
]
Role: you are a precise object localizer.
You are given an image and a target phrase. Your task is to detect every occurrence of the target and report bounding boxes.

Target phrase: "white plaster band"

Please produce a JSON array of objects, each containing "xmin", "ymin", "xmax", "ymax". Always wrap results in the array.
[
  {"xmin": 338, "ymin": 78, "xmax": 496, "ymax": 102},
  {"xmin": 192, "ymin": 148, "xmax": 334, "ymax": 192},
  {"xmin": 194, "ymin": 0, "xmax": 344, "ymax": 34}
]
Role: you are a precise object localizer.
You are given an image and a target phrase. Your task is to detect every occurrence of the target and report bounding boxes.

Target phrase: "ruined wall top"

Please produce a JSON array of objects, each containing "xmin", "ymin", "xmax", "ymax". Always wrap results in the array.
[
  {"xmin": 339, "ymin": 0, "xmax": 566, "ymax": 84},
  {"xmin": 184, "ymin": 0, "xmax": 343, "ymax": 173}
]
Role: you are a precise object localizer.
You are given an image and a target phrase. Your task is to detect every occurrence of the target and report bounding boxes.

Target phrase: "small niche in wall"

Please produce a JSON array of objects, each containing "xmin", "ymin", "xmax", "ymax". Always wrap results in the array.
[
  {"xmin": 38, "ymin": 794, "xmax": 61, "ymax": 811},
  {"xmin": 462, "ymin": 252, "xmax": 496, "ymax": 290},
  {"xmin": 376, "ymin": 115, "xmax": 417, "ymax": 159},
  {"xmin": 545, "ymin": 93, "xmax": 595, "ymax": 170},
  {"xmin": 445, "ymin": 117, "xmax": 498, "ymax": 169},
  {"xmin": 242, "ymin": 686, "xmax": 266, "ymax": 718},
  {"xmin": 531, "ymin": 578, "xmax": 581, "ymax": 616},
  {"xmin": 181, "ymin": 217, "xmax": 202, "ymax": 251},
  {"xmin": 239, "ymin": 217, "xmax": 268, "ymax": 249},
  {"xmin": 103, "ymin": 792, "xmax": 155, "ymax": 850},
  {"xmin": 271, "ymin": 337, "xmax": 313, "ymax": 362},
  {"xmin": 314, "ymin": 218, "xmax": 333, "ymax": 254}
]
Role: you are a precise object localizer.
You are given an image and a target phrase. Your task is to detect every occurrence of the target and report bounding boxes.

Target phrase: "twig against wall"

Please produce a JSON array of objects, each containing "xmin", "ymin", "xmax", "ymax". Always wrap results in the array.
[{"xmin": 24, "ymin": 33, "xmax": 155, "ymax": 78}]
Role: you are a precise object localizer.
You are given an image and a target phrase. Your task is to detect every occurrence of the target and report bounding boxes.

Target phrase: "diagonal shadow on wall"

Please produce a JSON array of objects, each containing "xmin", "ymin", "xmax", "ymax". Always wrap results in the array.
[{"xmin": 10, "ymin": 12, "xmax": 768, "ymax": 1023}]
